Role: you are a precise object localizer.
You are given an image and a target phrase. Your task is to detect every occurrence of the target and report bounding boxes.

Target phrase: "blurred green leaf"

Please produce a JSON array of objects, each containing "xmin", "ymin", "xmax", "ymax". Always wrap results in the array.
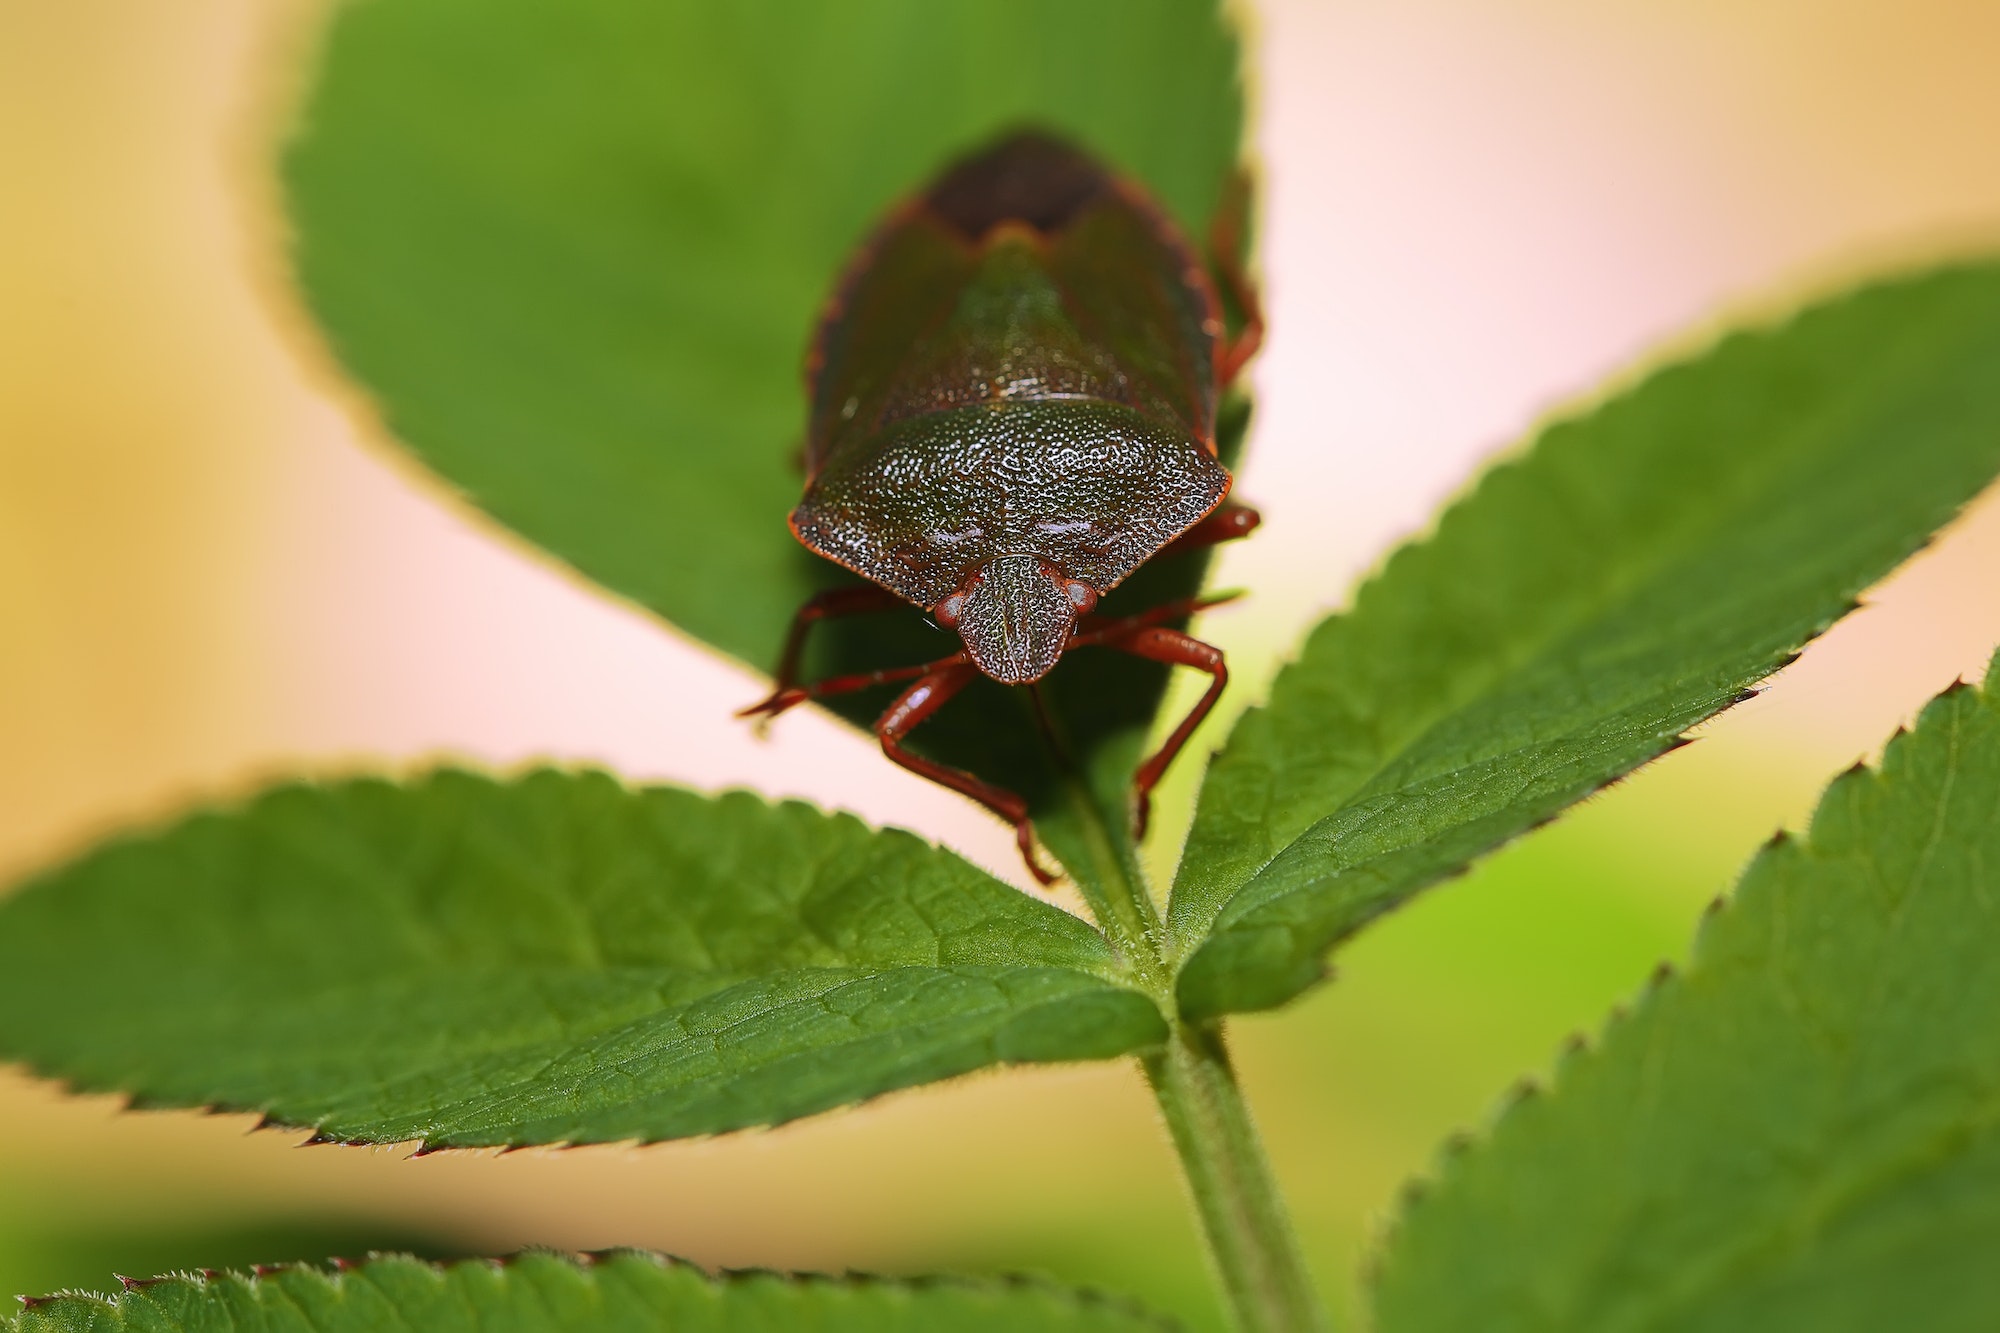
[
  {"xmin": 1172, "ymin": 261, "xmax": 2000, "ymax": 1018},
  {"xmin": 0, "ymin": 770, "xmax": 1162, "ymax": 1148},
  {"xmin": 5, "ymin": 1251, "xmax": 1174, "ymax": 1332},
  {"xmin": 1371, "ymin": 652, "xmax": 2000, "ymax": 1333},
  {"xmin": 286, "ymin": 0, "xmax": 1238, "ymax": 663},
  {"xmin": 284, "ymin": 0, "xmax": 1245, "ymax": 890}
]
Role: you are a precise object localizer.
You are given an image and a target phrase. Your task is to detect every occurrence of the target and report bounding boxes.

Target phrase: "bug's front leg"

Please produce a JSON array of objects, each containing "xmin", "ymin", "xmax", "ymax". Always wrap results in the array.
[
  {"xmin": 738, "ymin": 657, "xmax": 940, "ymax": 722},
  {"xmin": 1081, "ymin": 624, "xmax": 1228, "ymax": 839},
  {"xmin": 876, "ymin": 663, "xmax": 1061, "ymax": 886},
  {"xmin": 740, "ymin": 584, "xmax": 909, "ymax": 722}
]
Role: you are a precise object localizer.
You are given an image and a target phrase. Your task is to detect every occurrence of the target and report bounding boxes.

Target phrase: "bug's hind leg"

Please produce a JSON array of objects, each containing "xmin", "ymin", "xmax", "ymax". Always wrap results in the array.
[
  {"xmin": 876, "ymin": 661, "xmax": 1061, "ymax": 887},
  {"xmin": 1209, "ymin": 170, "xmax": 1264, "ymax": 389},
  {"xmin": 1082, "ymin": 624, "xmax": 1228, "ymax": 840}
]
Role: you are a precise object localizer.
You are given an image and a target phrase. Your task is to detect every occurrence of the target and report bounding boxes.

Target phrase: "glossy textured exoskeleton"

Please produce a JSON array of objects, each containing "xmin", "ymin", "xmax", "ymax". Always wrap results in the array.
[{"xmin": 745, "ymin": 132, "xmax": 1261, "ymax": 883}]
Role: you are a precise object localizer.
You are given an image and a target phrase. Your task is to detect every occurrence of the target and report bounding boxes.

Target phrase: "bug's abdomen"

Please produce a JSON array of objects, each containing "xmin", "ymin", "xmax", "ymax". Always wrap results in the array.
[{"xmin": 923, "ymin": 131, "xmax": 1111, "ymax": 238}]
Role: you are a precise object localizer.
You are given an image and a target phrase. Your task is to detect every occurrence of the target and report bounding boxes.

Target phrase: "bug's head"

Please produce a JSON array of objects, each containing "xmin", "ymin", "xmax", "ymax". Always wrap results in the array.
[{"xmin": 935, "ymin": 554, "xmax": 1097, "ymax": 685}]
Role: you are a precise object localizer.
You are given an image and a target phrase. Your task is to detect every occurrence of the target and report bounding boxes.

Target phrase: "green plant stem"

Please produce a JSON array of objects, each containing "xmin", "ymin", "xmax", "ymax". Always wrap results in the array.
[
  {"xmin": 1056, "ymin": 781, "xmax": 1327, "ymax": 1333},
  {"xmin": 1054, "ymin": 778, "xmax": 1170, "ymax": 994},
  {"xmin": 1143, "ymin": 1022, "xmax": 1329, "ymax": 1333}
]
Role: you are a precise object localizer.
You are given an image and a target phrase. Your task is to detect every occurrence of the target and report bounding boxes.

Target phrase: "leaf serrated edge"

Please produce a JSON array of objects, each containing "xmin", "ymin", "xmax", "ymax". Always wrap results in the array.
[
  {"xmin": 1177, "ymin": 634, "xmax": 1808, "ymax": 1018},
  {"xmin": 5, "ymin": 764, "xmax": 1034, "ymax": 921},
  {"xmin": 1365, "ymin": 664, "xmax": 1992, "ymax": 1292},
  {"xmin": 8, "ymin": 1249, "xmax": 1181, "ymax": 1330},
  {"xmin": 1176, "ymin": 720, "xmax": 1711, "ymax": 1019},
  {"xmin": 46, "ymin": 971, "xmax": 1164, "ymax": 1154},
  {"xmin": 4, "ymin": 765, "xmax": 1150, "ymax": 1151},
  {"xmin": 1176, "ymin": 259, "xmax": 2000, "ymax": 997}
]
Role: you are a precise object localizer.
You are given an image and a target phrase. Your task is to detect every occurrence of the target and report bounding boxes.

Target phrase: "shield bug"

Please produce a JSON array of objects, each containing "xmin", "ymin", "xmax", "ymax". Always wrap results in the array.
[{"xmin": 743, "ymin": 130, "xmax": 1261, "ymax": 883}]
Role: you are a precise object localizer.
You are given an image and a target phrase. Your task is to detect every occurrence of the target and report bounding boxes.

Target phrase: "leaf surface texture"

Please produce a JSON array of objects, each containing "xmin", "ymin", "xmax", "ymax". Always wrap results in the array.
[
  {"xmin": 1173, "ymin": 263, "xmax": 2000, "ymax": 1016},
  {"xmin": 1372, "ymin": 655, "xmax": 2000, "ymax": 1333},
  {"xmin": 0, "ymin": 771, "xmax": 1162, "ymax": 1147}
]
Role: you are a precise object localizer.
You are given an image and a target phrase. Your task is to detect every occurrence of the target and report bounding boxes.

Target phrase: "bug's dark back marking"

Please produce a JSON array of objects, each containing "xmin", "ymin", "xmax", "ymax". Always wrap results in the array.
[{"xmin": 923, "ymin": 131, "xmax": 1110, "ymax": 239}]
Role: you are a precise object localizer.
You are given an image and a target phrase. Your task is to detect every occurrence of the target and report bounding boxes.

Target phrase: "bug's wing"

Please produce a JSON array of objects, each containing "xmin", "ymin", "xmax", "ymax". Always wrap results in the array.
[
  {"xmin": 1046, "ymin": 185, "xmax": 1222, "ymax": 448},
  {"xmin": 806, "ymin": 131, "xmax": 1224, "ymax": 481},
  {"xmin": 803, "ymin": 210, "xmax": 973, "ymax": 482}
]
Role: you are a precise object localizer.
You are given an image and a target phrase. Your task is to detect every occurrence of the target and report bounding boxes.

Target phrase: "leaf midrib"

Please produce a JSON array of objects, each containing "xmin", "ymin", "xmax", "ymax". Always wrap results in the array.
[{"xmin": 402, "ymin": 969, "xmax": 1154, "ymax": 1144}]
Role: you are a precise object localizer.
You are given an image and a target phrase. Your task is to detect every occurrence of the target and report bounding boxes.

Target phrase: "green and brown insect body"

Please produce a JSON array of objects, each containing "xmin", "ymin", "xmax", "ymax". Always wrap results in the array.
[{"xmin": 745, "ymin": 132, "xmax": 1261, "ymax": 882}]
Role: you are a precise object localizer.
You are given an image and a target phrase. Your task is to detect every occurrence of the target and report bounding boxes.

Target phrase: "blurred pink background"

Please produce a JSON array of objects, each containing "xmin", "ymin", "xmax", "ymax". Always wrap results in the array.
[{"xmin": 4, "ymin": 0, "xmax": 1998, "ymax": 1322}]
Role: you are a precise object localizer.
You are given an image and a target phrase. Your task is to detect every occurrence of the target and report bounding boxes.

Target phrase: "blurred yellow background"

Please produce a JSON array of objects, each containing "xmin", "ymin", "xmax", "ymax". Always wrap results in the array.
[{"xmin": 4, "ymin": 0, "xmax": 2000, "ymax": 1327}]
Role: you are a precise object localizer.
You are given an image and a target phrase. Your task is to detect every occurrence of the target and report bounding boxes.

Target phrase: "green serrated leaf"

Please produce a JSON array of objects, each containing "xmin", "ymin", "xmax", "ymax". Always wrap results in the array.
[
  {"xmin": 0, "ymin": 1216, "xmax": 456, "ymax": 1309},
  {"xmin": 0, "ymin": 770, "xmax": 1163, "ymax": 1148},
  {"xmin": 1171, "ymin": 261, "xmax": 2000, "ymax": 1018},
  {"xmin": 1370, "ymin": 652, "xmax": 2000, "ymax": 1333},
  {"xmin": 5, "ymin": 1251, "xmax": 1175, "ymax": 1332},
  {"xmin": 282, "ymin": 2, "xmax": 1244, "ymax": 890}
]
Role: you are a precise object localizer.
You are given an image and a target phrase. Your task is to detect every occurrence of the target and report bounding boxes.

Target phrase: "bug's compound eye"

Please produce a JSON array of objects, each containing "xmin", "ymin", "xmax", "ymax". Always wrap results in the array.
[
  {"xmin": 1063, "ymin": 580, "xmax": 1099, "ymax": 614},
  {"xmin": 934, "ymin": 592, "xmax": 968, "ymax": 627}
]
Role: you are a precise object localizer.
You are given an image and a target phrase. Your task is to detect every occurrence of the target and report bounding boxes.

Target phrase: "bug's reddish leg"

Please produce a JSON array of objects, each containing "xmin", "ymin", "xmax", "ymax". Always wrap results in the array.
[
  {"xmin": 1089, "ymin": 625, "xmax": 1228, "ymax": 840},
  {"xmin": 876, "ymin": 662, "xmax": 1061, "ymax": 887},
  {"xmin": 740, "ymin": 584, "xmax": 909, "ymax": 720},
  {"xmin": 738, "ymin": 656, "xmax": 955, "ymax": 722},
  {"xmin": 1073, "ymin": 590, "xmax": 1244, "ymax": 645},
  {"xmin": 1209, "ymin": 172, "xmax": 1264, "ymax": 389},
  {"xmin": 1160, "ymin": 501, "xmax": 1261, "ymax": 559}
]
